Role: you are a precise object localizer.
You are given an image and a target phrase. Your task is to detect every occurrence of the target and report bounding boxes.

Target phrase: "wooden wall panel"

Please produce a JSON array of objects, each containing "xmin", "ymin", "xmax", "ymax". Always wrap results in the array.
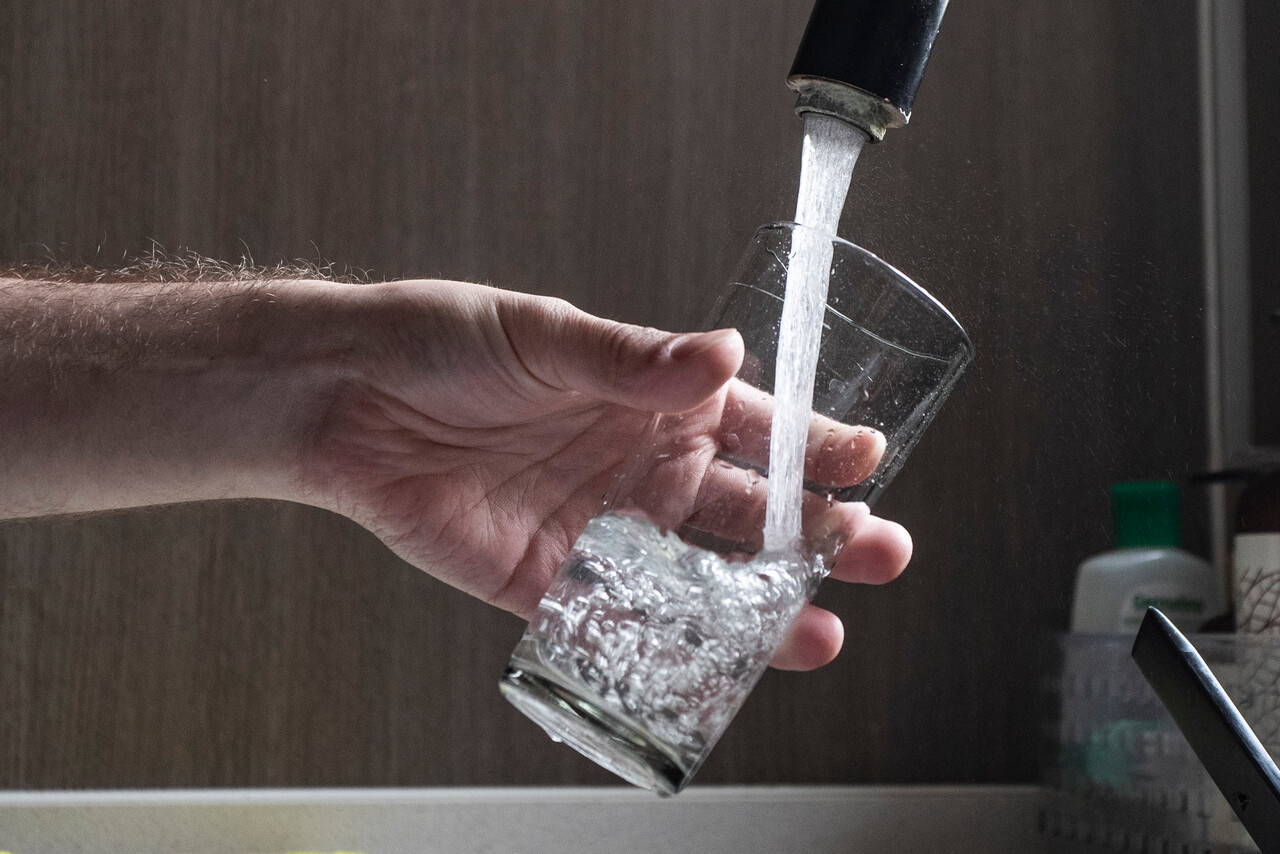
[{"xmin": 0, "ymin": 0, "xmax": 1207, "ymax": 786}]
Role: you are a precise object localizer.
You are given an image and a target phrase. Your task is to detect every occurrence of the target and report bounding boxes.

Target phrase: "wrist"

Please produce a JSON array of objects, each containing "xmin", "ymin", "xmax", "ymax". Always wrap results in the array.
[{"xmin": 203, "ymin": 277, "xmax": 367, "ymax": 504}]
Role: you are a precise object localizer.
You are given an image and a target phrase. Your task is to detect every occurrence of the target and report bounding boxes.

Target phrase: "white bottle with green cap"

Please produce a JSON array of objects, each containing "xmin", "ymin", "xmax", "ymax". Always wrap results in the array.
[{"xmin": 1070, "ymin": 481, "xmax": 1225, "ymax": 634}]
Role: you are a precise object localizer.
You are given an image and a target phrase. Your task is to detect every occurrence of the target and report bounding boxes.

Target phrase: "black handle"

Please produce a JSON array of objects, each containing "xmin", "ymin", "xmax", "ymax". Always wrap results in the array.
[{"xmin": 1131, "ymin": 607, "xmax": 1280, "ymax": 850}]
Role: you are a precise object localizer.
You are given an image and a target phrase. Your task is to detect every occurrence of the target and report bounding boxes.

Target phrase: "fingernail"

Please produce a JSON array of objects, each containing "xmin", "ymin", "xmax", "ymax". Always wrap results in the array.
[{"xmin": 669, "ymin": 328, "xmax": 738, "ymax": 360}]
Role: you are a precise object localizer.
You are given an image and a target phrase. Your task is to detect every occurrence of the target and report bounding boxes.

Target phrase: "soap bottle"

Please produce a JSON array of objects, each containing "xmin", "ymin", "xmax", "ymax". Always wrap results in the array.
[{"xmin": 1070, "ymin": 481, "xmax": 1224, "ymax": 635}]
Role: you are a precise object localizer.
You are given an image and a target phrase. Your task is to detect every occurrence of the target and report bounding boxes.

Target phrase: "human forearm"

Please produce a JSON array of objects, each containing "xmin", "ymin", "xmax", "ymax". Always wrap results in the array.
[
  {"xmin": 0, "ymin": 267, "xmax": 912, "ymax": 671},
  {"xmin": 0, "ymin": 275, "xmax": 357, "ymax": 518}
]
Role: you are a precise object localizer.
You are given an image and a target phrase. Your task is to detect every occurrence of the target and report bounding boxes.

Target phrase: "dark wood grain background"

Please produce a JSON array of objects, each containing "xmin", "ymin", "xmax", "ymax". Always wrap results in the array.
[{"xmin": 0, "ymin": 0, "xmax": 1208, "ymax": 787}]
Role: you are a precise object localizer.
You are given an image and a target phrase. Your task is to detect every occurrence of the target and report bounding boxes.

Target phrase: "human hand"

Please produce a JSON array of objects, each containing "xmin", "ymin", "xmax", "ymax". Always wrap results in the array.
[
  {"xmin": 295, "ymin": 279, "xmax": 912, "ymax": 671},
  {"xmin": 1, "ymin": 271, "xmax": 908, "ymax": 671}
]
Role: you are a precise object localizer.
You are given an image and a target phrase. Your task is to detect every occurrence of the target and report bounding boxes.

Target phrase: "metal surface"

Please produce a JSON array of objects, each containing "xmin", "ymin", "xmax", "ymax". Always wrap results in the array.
[{"xmin": 787, "ymin": 77, "xmax": 897, "ymax": 141}]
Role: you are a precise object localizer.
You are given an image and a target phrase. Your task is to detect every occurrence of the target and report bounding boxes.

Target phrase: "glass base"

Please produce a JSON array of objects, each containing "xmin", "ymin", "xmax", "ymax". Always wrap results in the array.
[{"xmin": 499, "ymin": 659, "xmax": 690, "ymax": 796}]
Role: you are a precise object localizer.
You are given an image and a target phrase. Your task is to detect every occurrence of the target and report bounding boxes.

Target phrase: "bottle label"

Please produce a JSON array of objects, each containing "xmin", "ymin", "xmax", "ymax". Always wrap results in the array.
[
  {"xmin": 1235, "ymin": 533, "xmax": 1280, "ymax": 635},
  {"xmin": 1120, "ymin": 582, "xmax": 1207, "ymax": 633}
]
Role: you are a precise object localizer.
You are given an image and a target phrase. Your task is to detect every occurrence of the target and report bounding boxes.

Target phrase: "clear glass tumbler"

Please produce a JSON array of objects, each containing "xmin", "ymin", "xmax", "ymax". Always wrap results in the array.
[{"xmin": 499, "ymin": 222, "xmax": 974, "ymax": 794}]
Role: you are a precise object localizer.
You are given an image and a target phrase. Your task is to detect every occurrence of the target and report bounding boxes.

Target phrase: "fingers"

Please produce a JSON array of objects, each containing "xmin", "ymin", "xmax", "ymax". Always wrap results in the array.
[
  {"xmin": 718, "ymin": 381, "xmax": 885, "ymax": 488},
  {"xmin": 765, "ymin": 516, "xmax": 911, "ymax": 673},
  {"xmin": 827, "ymin": 512, "xmax": 912, "ymax": 585},
  {"xmin": 644, "ymin": 448, "xmax": 910, "ymax": 586},
  {"xmin": 680, "ymin": 460, "xmax": 857, "ymax": 553},
  {"xmin": 770, "ymin": 604, "xmax": 844, "ymax": 671},
  {"xmin": 496, "ymin": 293, "xmax": 882, "ymax": 489},
  {"xmin": 497, "ymin": 293, "xmax": 744, "ymax": 414}
]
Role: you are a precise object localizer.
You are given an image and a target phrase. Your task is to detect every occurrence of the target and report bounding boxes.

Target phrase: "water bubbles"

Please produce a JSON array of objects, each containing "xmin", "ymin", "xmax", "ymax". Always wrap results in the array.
[
  {"xmin": 524, "ymin": 512, "xmax": 812, "ymax": 773},
  {"xmin": 721, "ymin": 431, "xmax": 742, "ymax": 454},
  {"xmin": 564, "ymin": 555, "xmax": 606, "ymax": 586}
]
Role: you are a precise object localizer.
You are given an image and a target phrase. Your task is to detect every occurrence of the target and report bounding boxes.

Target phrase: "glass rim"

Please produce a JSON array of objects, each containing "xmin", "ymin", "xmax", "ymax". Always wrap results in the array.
[{"xmin": 760, "ymin": 221, "xmax": 975, "ymax": 362}]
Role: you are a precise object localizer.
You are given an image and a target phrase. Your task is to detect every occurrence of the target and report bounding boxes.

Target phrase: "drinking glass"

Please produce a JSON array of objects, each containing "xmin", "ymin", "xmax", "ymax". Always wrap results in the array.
[{"xmin": 499, "ymin": 222, "xmax": 973, "ymax": 794}]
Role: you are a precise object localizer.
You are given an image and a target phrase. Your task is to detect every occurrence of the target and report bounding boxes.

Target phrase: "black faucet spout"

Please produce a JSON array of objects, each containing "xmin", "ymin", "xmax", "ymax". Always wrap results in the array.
[{"xmin": 787, "ymin": 0, "xmax": 948, "ymax": 142}]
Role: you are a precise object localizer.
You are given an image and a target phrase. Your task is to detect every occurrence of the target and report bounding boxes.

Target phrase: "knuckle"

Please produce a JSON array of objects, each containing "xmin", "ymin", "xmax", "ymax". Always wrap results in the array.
[{"xmin": 598, "ymin": 322, "xmax": 654, "ymax": 390}]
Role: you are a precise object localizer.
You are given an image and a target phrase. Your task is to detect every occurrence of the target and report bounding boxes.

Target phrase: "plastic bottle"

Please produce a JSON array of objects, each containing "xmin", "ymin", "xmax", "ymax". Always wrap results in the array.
[
  {"xmin": 1234, "ymin": 468, "xmax": 1280, "ymax": 635},
  {"xmin": 1070, "ymin": 481, "xmax": 1225, "ymax": 635}
]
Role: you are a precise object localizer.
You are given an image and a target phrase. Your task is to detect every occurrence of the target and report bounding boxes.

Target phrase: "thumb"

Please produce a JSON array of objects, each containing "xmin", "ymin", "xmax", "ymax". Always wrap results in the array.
[{"xmin": 502, "ymin": 296, "xmax": 744, "ymax": 413}]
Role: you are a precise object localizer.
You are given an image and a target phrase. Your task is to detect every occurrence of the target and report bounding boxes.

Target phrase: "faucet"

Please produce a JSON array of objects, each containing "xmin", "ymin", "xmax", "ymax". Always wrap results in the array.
[{"xmin": 787, "ymin": 0, "xmax": 948, "ymax": 142}]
